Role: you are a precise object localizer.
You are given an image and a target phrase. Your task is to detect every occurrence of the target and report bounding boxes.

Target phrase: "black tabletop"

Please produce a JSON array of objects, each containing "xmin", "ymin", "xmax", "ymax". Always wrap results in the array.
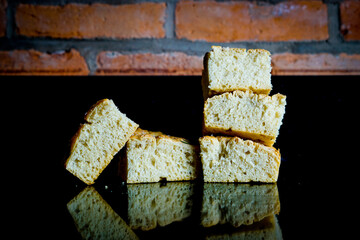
[{"xmin": 4, "ymin": 76, "xmax": 359, "ymax": 239}]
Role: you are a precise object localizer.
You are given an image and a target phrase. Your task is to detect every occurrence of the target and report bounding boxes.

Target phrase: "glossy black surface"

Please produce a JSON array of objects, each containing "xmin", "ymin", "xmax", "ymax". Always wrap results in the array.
[{"xmin": 5, "ymin": 76, "xmax": 359, "ymax": 239}]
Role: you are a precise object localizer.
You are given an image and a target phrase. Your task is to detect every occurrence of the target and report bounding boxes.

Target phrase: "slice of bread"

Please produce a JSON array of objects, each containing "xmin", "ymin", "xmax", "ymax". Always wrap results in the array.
[
  {"xmin": 67, "ymin": 186, "xmax": 138, "ymax": 240},
  {"xmin": 202, "ymin": 46, "xmax": 272, "ymax": 99},
  {"xmin": 128, "ymin": 182, "xmax": 194, "ymax": 231},
  {"xmin": 199, "ymin": 136, "xmax": 281, "ymax": 182},
  {"xmin": 65, "ymin": 99, "xmax": 139, "ymax": 185},
  {"xmin": 124, "ymin": 129, "xmax": 199, "ymax": 183},
  {"xmin": 201, "ymin": 183, "xmax": 280, "ymax": 227},
  {"xmin": 203, "ymin": 90, "xmax": 286, "ymax": 146}
]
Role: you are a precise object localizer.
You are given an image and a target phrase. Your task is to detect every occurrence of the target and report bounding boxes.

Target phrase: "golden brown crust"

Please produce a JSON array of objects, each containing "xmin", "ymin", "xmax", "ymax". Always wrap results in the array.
[
  {"xmin": 64, "ymin": 123, "xmax": 85, "ymax": 168},
  {"xmin": 84, "ymin": 99, "xmax": 109, "ymax": 122},
  {"xmin": 211, "ymin": 46, "xmax": 271, "ymax": 56},
  {"xmin": 202, "ymin": 126, "xmax": 276, "ymax": 147},
  {"xmin": 247, "ymin": 48, "xmax": 271, "ymax": 55},
  {"xmin": 131, "ymin": 128, "xmax": 192, "ymax": 145},
  {"xmin": 207, "ymin": 90, "xmax": 282, "ymax": 101},
  {"xmin": 209, "ymin": 87, "xmax": 271, "ymax": 97},
  {"xmin": 131, "ymin": 128, "xmax": 164, "ymax": 138}
]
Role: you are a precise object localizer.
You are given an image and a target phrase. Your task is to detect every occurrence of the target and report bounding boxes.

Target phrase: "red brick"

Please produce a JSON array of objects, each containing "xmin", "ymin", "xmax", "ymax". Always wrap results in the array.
[
  {"xmin": 176, "ymin": 1, "xmax": 328, "ymax": 42},
  {"xmin": 271, "ymin": 53, "xmax": 360, "ymax": 75},
  {"xmin": 0, "ymin": 0, "xmax": 7, "ymax": 37},
  {"xmin": 16, "ymin": 3, "xmax": 165, "ymax": 39},
  {"xmin": 96, "ymin": 52, "xmax": 203, "ymax": 75},
  {"xmin": 0, "ymin": 49, "xmax": 89, "ymax": 75},
  {"xmin": 340, "ymin": 0, "xmax": 360, "ymax": 41}
]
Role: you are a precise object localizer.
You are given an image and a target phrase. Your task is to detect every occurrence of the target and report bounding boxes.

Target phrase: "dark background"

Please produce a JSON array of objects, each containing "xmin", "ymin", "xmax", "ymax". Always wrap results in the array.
[{"xmin": 4, "ymin": 76, "xmax": 359, "ymax": 239}]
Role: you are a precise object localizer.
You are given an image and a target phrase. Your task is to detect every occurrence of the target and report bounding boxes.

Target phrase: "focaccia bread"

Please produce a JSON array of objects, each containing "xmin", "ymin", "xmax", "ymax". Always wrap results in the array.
[
  {"xmin": 124, "ymin": 129, "xmax": 199, "ymax": 183},
  {"xmin": 65, "ymin": 99, "xmax": 139, "ymax": 185},
  {"xmin": 202, "ymin": 46, "xmax": 272, "ymax": 99},
  {"xmin": 199, "ymin": 136, "xmax": 281, "ymax": 183},
  {"xmin": 203, "ymin": 90, "xmax": 286, "ymax": 146}
]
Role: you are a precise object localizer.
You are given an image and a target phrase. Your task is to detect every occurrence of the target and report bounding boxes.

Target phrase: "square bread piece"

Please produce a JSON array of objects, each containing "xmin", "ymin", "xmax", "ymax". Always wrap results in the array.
[
  {"xmin": 203, "ymin": 90, "xmax": 286, "ymax": 147},
  {"xmin": 65, "ymin": 99, "xmax": 139, "ymax": 185},
  {"xmin": 124, "ymin": 129, "xmax": 199, "ymax": 183},
  {"xmin": 202, "ymin": 46, "xmax": 272, "ymax": 99},
  {"xmin": 199, "ymin": 136, "xmax": 281, "ymax": 183}
]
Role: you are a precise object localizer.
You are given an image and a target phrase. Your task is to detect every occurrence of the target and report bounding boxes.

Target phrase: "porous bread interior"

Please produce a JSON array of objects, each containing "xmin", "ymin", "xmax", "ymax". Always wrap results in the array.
[
  {"xmin": 67, "ymin": 186, "xmax": 138, "ymax": 240},
  {"xmin": 126, "ymin": 130, "xmax": 198, "ymax": 183},
  {"xmin": 204, "ymin": 90, "xmax": 286, "ymax": 146},
  {"xmin": 199, "ymin": 136, "xmax": 280, "ymax": 183},
  {"xmin": 204, "ymin": 46, "xmax": 272, "ymax": 98},
  {"xmin": 65, "ymin": 99, "xmax": 139, "ymax": 185},
  {"xmin": 127, "ymin": 182, "xmax": 194, "ymax": 231}
]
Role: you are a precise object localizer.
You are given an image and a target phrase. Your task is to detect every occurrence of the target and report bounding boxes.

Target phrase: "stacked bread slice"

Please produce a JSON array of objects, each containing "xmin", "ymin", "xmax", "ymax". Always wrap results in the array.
[{"xmin": 200, "ymin": 46, "xmax": 286, "ymax": 183}]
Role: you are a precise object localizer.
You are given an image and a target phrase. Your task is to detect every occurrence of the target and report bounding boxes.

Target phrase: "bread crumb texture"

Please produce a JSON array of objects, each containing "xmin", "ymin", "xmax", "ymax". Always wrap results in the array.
[
  {"xmin": 126, "ymin": 129, "xmax": 199, "ymax": 183},
  {"xmin": 199, "ymin": 136, "xmax": 281, "ymax": 182},
  {"xmin": 203, "ymin": 46, "xmax": 272, "ymax": 98},
  {"xmin": 65, "ymin": 99, "xmax": 139, "ymax": 185},
  {"xmin": 204, "ymin": 90, "xmax": 286, "ymax": 146}
]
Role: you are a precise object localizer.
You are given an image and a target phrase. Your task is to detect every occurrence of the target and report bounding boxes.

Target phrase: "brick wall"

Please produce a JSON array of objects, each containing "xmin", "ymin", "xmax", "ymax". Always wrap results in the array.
[{"xmin": 0, "ymin": 0, "xmax": 359, "ymax": 76}]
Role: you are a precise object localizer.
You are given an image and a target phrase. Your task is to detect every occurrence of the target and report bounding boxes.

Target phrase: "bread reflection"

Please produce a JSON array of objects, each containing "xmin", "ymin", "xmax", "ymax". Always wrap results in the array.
[
  {"xmin": 128, "ymin": 182, "xmax": 194, "ymax": 231},
  {"xmin": 67, "ymin": 186, "xmax": 138, "ymax": 240},
  {"xmin": 66, "ymin": 183, "xmax": 282, "ymax": 238},
  {"xmin": 205, "ymin": 215, "xmax": 282, "ymax": 240},
  {"xmin": 201, "ymin": 183, "xmax": 280, "ymax": 228}
]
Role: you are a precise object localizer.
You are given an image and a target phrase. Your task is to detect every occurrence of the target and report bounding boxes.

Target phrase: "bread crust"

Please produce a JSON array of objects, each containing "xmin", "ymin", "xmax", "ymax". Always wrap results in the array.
[
  {"xmin": 202, "ymin": 127, "xmax": 276, "ymax": 147},
  {"xmin": 211, "ymin": 46, "xmax": 270, "ymax": 56},
  {"xmin": 131, "ymin": 128, "xmax": 193, "ymax": 145},
  {"xmin": 84, "ymin": 99, "xmax": 109, "ymax": 122}
]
